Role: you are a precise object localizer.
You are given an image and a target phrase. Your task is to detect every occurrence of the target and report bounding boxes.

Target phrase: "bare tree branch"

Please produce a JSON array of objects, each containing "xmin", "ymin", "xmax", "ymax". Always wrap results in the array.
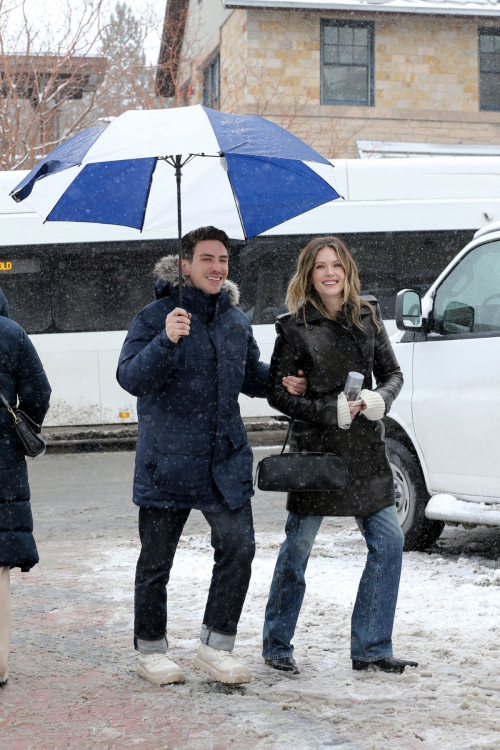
[{"xmin": 0, "ymin": 0, "xmax": 168, "ymax": 171}]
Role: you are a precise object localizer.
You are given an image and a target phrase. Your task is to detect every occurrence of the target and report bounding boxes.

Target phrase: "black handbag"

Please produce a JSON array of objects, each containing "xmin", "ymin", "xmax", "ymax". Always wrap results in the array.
[
  {"xmin": 255, "ymin": 398, "xmax": 348, "ymax": 493},
  {"xmin": 0, "ymin": 389, "xmax": 46, "ymax": 458}
]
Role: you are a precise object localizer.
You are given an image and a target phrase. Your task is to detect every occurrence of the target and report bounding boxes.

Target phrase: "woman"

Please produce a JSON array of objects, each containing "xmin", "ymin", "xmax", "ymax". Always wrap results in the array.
[
  {"xmin": 0, "ymin": 287, "xmax": 51, "ymax": 685},
  {"xmin": 262, "ymin": 237, "xmax": 417, "ymax": 675}
]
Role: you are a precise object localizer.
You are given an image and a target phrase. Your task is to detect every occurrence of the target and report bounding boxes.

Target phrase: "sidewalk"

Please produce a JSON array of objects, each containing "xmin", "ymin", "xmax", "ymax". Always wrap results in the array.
[
  {"xmin": 2, "ymin": 453, "xmax": 500, "ymax": 750},
  {"xmin": 5, "ymin": 525, "xmax": 500, "ymax": 750}
]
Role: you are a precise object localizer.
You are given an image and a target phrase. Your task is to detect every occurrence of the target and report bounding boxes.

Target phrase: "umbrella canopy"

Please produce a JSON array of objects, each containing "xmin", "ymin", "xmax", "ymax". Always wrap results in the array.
[
  {"xmin": 11, "ymin": 105, "xmax": 341, "ymax": 302},
  {"xmin": 11, "ymin": 105, "xmax": 340, "ymax": 237}
]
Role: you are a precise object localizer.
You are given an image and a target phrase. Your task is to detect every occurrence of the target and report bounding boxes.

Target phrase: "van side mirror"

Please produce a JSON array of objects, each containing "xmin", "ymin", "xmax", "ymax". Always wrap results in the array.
[{"xmin": 395, "ymin": 289, "xmax": 423, "ymax": 331}]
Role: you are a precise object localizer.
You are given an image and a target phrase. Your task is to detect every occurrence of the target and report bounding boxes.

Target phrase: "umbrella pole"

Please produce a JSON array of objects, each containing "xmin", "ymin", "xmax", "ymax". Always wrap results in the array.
[{"xmin": 174, "ymin": 154, "xmax": 183, "ymax": 307}]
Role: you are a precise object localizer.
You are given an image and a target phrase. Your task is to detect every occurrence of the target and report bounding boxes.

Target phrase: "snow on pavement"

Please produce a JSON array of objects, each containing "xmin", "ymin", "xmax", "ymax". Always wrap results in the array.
[{"xmin": 3, "ymin": 520, "xmax": 500, "ymax": 749}]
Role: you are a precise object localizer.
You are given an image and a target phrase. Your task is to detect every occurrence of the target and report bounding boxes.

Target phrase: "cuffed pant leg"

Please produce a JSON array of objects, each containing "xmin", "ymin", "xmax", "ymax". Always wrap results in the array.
[
  {"xmin": 263, "ymin": 512, "xmax": 323, "ymax": 660},
  {"xmin": 201, "ymin": 501, "xmax": 255, "ymax": 651},
  {"xmin": 134, "ymin": 507, "xmax": 190, "ymax": 652},
  {"xmin": 351, "ymin": 504, "xmax": 404, "ymax": 662},
  {"xmin": 0, "ymin": 567, "xmax": 11, "ymax": 680}
]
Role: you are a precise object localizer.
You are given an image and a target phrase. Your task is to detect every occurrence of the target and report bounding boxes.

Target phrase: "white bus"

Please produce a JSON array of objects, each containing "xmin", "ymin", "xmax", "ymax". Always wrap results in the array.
[{"xmin": 1, "ymin": 157, "xmax": 500, "ymax": 427}]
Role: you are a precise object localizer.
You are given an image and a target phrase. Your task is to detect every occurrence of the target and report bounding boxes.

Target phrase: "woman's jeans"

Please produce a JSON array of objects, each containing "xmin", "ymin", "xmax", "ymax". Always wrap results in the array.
[
  {"xmin": 263, "ymin": 505, "xmax": 404, "ymax": 662},
  {"xmin": 135, "ymin": 502, "xmax": 255, "ymax": 654}
]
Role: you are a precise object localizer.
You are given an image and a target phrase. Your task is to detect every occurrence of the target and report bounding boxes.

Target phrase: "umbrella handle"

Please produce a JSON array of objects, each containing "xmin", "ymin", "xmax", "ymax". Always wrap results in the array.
[{"xmin": 174, "ymin": 155, "xmax": 183, "ymax": 307}]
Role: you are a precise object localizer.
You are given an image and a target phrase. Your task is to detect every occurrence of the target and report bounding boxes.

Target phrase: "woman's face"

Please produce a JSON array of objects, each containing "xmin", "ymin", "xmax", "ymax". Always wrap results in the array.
[{"xmin": 311, "ymin": 246, "xmax": 346, "ymax": 304}]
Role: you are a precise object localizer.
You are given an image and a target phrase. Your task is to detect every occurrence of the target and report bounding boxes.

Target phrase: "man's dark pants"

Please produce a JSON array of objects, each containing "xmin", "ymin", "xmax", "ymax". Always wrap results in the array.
[{"xmin": 134, "ymin": 502, "xmax": 255, "ymax": 654}]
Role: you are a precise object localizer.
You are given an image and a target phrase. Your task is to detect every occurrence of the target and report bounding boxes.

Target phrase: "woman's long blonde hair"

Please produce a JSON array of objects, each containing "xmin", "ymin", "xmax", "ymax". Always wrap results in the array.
[{"xmin": 285, "ymin": 236, "xmax": 379, "ymax": 330}]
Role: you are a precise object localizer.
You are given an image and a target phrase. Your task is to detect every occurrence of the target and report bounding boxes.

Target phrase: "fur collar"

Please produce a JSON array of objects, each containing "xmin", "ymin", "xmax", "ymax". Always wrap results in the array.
[{"xmin": 154, "ymin": 255, "xmax": 240, "ymax": 306}]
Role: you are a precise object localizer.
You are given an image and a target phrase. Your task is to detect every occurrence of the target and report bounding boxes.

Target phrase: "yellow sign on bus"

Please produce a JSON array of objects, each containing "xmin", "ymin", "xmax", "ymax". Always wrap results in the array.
[{"xmin": 0, "ymin": 261, "xmax": 13, "ymax": 271}]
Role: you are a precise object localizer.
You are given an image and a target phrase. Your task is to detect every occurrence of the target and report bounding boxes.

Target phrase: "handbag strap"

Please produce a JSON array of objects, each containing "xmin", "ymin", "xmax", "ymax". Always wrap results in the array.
[
  {"xmin": 0, "ymin": 387, "xmax": 18, "ymax": 422},
  {"xmin": 0, "ymin": 388, "xmax": 41, "ymax": 432},
  {"xmin": 280, "ymin": 393, "xmax": 329, "ymax": 456},
  {"xmin": 280, "ymin": 394, "xmax": 306, "ymax": 454}
]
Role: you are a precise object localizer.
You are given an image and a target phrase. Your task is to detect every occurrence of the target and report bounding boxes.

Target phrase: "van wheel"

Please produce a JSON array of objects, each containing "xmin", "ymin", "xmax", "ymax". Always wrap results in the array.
[{"xmin": 385, "ymin": 438, "xmax": 444, "ymax": 551}]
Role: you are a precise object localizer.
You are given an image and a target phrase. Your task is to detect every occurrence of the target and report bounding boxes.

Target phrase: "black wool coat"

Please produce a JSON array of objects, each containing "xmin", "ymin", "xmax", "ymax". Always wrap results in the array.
[
  {"xmin": 0, "ymin": 288, "xmax": 51, "ymax": 571},
  {"xmin": 268, "ymin": 298, "xmax": 403, "ymax": 517}
]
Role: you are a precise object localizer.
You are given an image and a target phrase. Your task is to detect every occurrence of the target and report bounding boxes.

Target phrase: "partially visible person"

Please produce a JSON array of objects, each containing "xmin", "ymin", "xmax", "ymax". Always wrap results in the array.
[
  {"xmin": 262, "ymin": 237, "xmax": 418, "ymax": 675},
  {"xmin": 0, "ymin": 287, "xmax": 51, "ymax": 686}
]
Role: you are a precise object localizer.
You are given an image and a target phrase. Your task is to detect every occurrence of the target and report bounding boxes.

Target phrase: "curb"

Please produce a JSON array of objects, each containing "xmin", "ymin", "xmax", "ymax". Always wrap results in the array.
[{"xmin": 42, "ymin": 420, "xmax": 288, "ymax": 454}]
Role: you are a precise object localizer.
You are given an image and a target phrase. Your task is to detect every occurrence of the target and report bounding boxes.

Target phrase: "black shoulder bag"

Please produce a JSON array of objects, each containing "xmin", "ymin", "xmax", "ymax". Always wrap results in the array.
[
  {"xmin": 0, "ymin": 389, "xmax": 46, "ymax": 458},
  {"xmin": 255, "ymin": 397, "xmax": 348, "ymax": 492}
]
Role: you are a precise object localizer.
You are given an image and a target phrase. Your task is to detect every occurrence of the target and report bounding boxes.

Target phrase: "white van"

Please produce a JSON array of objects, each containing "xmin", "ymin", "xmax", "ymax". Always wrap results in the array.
[{"xmin": 387, "ymin": 223, "xmax": 500, "ymax": 549}]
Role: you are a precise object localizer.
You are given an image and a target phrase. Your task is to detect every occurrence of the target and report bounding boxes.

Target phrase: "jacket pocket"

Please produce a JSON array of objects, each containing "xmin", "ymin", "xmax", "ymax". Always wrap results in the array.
[
  {"xmin": 225, "ymin": 331, "xmax": 248, "ymax": 361},
  {"xmin": 152, "ymin": 432, "xmax": 212, "ymax": 491},
  {"xmin": 225, "ymin": 333, "xmax": 248, "ymax": 395}
]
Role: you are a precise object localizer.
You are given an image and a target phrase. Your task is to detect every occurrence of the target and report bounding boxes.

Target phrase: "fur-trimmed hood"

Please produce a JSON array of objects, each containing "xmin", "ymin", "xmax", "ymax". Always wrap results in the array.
[{"xmin": 154, "ymin": 255, "xmax": 240, "ymax": 306}]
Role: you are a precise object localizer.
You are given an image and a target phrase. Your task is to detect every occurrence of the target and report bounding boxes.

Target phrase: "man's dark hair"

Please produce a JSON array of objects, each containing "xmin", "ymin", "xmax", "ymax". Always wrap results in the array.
[{"xmin": 181, "ymin": 226, "xmax": 230, "ymax": 262}]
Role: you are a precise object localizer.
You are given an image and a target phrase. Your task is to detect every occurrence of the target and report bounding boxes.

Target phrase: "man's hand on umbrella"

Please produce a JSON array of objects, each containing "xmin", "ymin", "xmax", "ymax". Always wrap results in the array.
[
  {"xmin": 283, "ymin": 370, "xmax": 308, "ymax": 396},
  {"xmin": 166, "ymin": 308, "xmax": 192, "ymax": 343}
]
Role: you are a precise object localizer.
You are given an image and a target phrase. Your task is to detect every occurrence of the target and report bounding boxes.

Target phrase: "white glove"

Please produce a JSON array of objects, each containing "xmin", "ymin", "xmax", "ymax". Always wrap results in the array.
[
  {"xmin": 359, "ymin": 389, "xmax": 386, "ymax": 421},
  {"xmin": 337, "ymin": 392, "xmax": 351, "ymax": 428}
]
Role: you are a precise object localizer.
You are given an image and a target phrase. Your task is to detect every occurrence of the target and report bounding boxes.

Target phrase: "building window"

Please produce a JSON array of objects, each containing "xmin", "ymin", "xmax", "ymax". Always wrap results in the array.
[
  {"xmin": 203, "ymin": 54, "xmax": 220, "ymax": 109},
  {"xmin": 479, "ymin": 28, "xmax": 500, "ymax": 111},
  {"xmin": 321, "ymin": 20, "xmax": 374, "ymax": 106}
]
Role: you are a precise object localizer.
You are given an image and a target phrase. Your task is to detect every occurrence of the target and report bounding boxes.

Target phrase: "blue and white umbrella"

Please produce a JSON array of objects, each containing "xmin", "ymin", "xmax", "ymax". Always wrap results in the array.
[{"xmin": 11, "ymin": 105, "xmax": 340, "ymax": 300}]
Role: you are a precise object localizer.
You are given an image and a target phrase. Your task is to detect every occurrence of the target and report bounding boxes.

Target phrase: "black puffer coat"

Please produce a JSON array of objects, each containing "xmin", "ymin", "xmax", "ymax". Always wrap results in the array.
[
  {"xmin": 117, "ymin": 256, "xmax": 269, "ymax": 510},
  {"xmin": 268, "ymin": 298, "xmax": 403, "ymax": 517},
  {"xmin": 0, "ymin": 288, "xmax": 51, "ymax": 571}
]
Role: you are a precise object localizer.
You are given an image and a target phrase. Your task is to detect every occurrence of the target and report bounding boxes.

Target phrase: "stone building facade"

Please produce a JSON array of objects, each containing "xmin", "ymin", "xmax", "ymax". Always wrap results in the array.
[{"xmin": 158, "ymin": 0, "xmax": 500, "ymax": 158}]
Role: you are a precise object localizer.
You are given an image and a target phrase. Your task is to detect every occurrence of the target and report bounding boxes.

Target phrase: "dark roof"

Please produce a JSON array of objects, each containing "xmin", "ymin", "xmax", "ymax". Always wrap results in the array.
[
  {"xmin": 156, "ymin": 0, "xmax": 189, "ymax": 98},
  {"xmin": 0, "ymin": 55, "xmax": 107, "ymax": 102}
]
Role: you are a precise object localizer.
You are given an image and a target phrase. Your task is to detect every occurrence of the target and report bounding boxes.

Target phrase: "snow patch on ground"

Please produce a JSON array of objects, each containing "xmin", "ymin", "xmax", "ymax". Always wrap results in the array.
[{"xmin": 80, "ymin": 524, "xmax": 500, "ymax": 749}]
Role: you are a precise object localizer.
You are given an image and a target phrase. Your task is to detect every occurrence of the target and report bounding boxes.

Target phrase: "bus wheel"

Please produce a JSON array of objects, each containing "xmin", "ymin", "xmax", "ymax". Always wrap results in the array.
[{"xmin": 386, "ymin": 438, "xmax": 444, "ymax": 552}]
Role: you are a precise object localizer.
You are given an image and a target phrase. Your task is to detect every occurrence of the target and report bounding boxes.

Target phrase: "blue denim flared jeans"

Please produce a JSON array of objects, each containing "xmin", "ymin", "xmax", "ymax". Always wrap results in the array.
[{"xmin": 262, "ymin": 504, "xmax": 404, "ymax": 662}]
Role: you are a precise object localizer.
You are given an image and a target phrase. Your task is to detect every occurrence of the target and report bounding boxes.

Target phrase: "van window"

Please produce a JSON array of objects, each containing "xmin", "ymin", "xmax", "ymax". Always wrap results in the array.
[{"xmin": 432, "ymin": 240, "xmax": 500, "ymax": 335}]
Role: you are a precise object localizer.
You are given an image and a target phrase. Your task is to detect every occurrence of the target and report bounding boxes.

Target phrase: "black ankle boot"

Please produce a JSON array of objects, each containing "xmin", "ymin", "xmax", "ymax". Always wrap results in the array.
[
  {"xmin": 265, "ymin": 656, "xmax": 300, "ymax": 674},
  {"xmin": 352, "ymin": 657, "xmax": 418, "ymax": 674}
]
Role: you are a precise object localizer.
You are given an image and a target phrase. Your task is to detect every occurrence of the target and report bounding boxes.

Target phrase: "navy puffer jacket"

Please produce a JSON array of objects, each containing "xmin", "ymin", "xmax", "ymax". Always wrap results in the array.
[
  {"xmin": 117, "ymin": 256, "xmax": 269, "ymax": 510},
  {"xmin": 0, "ymin": 287, "xmax": 51, "ymax": 571}
]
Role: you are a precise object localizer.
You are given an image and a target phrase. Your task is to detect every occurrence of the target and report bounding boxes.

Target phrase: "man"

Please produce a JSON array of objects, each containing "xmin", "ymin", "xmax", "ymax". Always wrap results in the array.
[{"xmin": 117, "ymin": 226, "xmax": 306, "ymax": 686}]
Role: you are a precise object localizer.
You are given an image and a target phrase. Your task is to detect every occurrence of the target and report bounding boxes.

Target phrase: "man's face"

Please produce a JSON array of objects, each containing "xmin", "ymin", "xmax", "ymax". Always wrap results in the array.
[{"xmin": 181, "ymin": 240, "xmax": 229, "ymax": 295}]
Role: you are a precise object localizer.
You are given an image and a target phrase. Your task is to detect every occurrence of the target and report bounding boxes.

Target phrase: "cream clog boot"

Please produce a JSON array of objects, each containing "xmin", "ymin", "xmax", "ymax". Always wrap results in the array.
[
  {"xmin": 137, "ymin": 653, "xmax": 185, "ymax": 685},
  {"xmin": 193, "ymin": 643, "xmax": 251, "ymax": 684}
]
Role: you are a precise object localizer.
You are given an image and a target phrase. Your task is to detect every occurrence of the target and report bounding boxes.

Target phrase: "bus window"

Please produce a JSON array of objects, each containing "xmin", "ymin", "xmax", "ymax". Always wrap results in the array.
[
  {"xmin": 229, "ymin": 239, "xmax": 297, "ymax": 324},
  {"xmin": 51, "ymin": 244, "xmax": 165, "ymax": 333},
  {"xmin": 0, "ymin": 252, "xmax": 52, "ymax": 333},
  {"xmin": 336, "ymin": 231, "xmax": 473, "ymax": 318},
  {"xmin": 230, "ymin": 230, "xmax": 474, "ymax": 324},
  {"xmin": 0, "ymin": 230, "xmax": 475, "ymax": 334}
]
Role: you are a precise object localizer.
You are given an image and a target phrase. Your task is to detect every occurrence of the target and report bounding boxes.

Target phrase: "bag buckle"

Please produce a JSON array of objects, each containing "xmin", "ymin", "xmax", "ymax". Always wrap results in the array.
[{"xmin": 8, "ymin": 406, "xmax": 20, "ymax": 423}]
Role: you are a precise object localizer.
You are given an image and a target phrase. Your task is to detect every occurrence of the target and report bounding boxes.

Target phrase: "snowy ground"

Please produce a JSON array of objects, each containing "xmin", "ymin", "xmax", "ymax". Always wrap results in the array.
[
  {"xmin": 2, "ymin": 450, "xmax": 500, "ymax": 749},
  {"xmin": 88, "ymin": 527, "xmax": 500, "ymax": 750}
]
